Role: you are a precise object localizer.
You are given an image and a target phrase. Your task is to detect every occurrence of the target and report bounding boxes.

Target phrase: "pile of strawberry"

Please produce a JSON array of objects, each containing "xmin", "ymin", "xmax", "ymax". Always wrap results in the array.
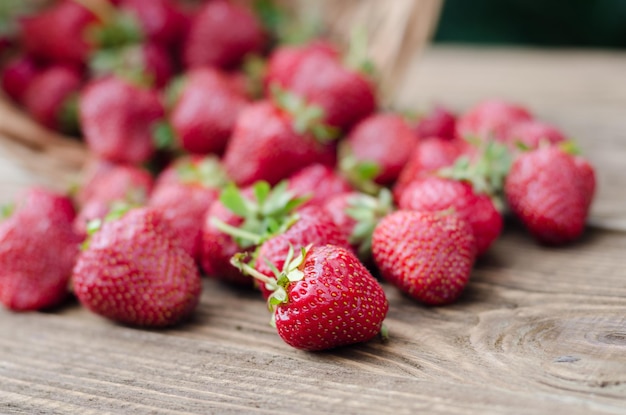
[{"xmin": 0, "ymin": 0, "xmax": 596, "ymax": 352}]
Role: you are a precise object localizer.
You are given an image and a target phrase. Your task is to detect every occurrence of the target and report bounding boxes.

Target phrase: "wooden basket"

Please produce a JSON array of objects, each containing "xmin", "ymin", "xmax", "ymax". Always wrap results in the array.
[{"xmin": 0, "ymin": 0, "xmax": 443, "ymax": 190}]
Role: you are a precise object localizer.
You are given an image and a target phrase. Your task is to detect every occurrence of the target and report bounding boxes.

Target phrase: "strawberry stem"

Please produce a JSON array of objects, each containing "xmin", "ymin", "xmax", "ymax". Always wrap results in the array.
[{"xmin": 210, "ymin": 217, "xmax": 264, "ymax": 245}]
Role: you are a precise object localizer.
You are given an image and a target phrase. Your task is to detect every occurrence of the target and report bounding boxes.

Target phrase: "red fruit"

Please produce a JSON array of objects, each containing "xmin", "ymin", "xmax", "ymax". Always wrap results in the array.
[
  {"xmin": 372, "ymin": 210, "xmax": 476, "ymax": 305},
  {"xmin": 398, "ymin": 176, "xmax": 502, "ymax": 256},
  {"xmin": 183, "ymin": 0, "xmax": 265, "ymax": 70},
  {"xmin": 414, "ymin": 105, "xmax": 457, "ymax": 141},
  {"xmin": 268, "ymin": 45, "xmax": 376, "ymax": 132},
  {"xmin": 1, "ymin": 56, "xmax": 41, "ymax": 103},
  {"xmin": 80, "ymin": 76, "xmax": 164, "ymax": 164},
  {"xmin": 505, "ymin": 120, "xmax": 566, "ymax": 149},
  {"xmin": 341, "ymin": 113, "xmax": 417, "ymax": 186},
  {"xmin": 21, "ymin": 0, "xmax": 100, "ymax": 65},
  {"xmin": 23, "ymin": 65, "xmax": 82, "ymax": 131},
  {"xmin": 148, "ymin": 156, "xmax": 226, "ymax": 259},
  {"xmin": 74, "ymin": 161, "xmax": 154, "ymax": 237},
  {"xmin": 0, "ymin": 188, "xmax": 79, "ymax": 311},
  {"xmin": 457, "ymin": 99, "xmax": 532, "ymax": 142},
  {"xmin": 170, "ymin": 68, "xmax": 249, "ymax": 155},
  {"xmin": 119, "ymin": 0, "xmax": 186, "ymax": 49},
  {"xmin": 505, "ymin": 146, "xmax": 596, "ymax": 245},
  {"xmin": 235, "ymin": 244, "xmax": 388, "ymax": 351},
  {"xmin": 254, "ymin": 206, "xmax": 351, "ymax": 299},
  {"xmin": 394, "ymin": 137, "xmax": 469, "ymax": 200},
  {"xmin": 222, "ymin": 101, "xmax": 335, "ymax": 186},
  {"xmin": 287, "ymin": 164, "xmax": 352, "ymax": 208},
  {"xmin": 73, "ymin": 207, "xmax": 201, "ymax": 327}
]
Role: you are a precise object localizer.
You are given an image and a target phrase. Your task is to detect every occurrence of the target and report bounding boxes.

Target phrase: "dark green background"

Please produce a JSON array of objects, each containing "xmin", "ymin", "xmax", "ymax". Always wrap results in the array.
[{"xmin": 434, "ymin": 0, "xmax": 626, "ymax": 48}]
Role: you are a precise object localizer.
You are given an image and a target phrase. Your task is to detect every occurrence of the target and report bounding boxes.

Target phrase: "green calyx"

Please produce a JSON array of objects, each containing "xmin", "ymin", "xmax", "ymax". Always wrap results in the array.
[
  {"xmin": 211, "ymin": 180, "xmax": 308, "ymax": 249},
  {"xmin": 271, "ymin": 85, "xmax": 340, "ymax": 143},
  {"xmin": 253, "ymin": 0, "xmax": 321, "ymax": 45},
  {"xmin": 175, "ymin": 156, "xmax": 230, "ymax": 189},
  {"xmin": 345, "ymin": 188, "xmax": 394, "ymax": 259},
  {"xmin": 80, "ymin": 199, "xmax": 136, "ymax": 250},
  {"xmin": 0, "ymin": 203, "xmax": 14, "ymax": 220},
  {"xmin": 58, "ymin": 92, "xmax": 81, "ymax": 135},
  {"xmin": 344, "ymin": 26, "xmax": 376, "ymax": 77},
  {"xmin": 242, "ymin": 54, "xmax": 267, "ymax": 100},
  {"xmin": 90, "ymin": 45, "xmax": 154, "ymax": 89},
  {"xmin": 438, "ymin": 139, "xmax": 512, "ymax": 209},
  {"xmin": 88, "ymin": 10, "xmax": 143, "ymax": 50},
  {"xmin": 152, "ymin": 120, "xmax": 177, "ymax": 151},
  {"xmin": 231, "ymin": 244, "xmax": 310, "ymax": 325},
  {"xmin": 338, "ymin": 142, "xmax": 382, "ymax": 195}
]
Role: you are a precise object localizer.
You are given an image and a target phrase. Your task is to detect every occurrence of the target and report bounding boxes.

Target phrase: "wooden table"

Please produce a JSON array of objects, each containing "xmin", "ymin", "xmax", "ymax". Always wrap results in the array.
[{"xmin": 1, "ymin": 47, "xmax": 625, "ymax": 414}]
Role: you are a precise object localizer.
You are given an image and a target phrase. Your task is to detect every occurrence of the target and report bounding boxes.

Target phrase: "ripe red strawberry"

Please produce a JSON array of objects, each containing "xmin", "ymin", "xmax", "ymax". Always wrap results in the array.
[
  {"xmin": 118, "ymin": 0, "xmax": 186, "ymax": 49},
  {"xmin": 393, "ymin": 137, "xmax": 470, "ymax": 200},
  {"xmin": 74, "ymin": 161, "xmax": 154, "ymax": 238},
  {"xmin": 1, "ymin": 55, "xmax": 41, "ymax": 104},
  {"xmin": 340, "ymin": 113, "xmax": 417, "ymax": 187},
  {"xmin": 79, "ymin": 75, "xmax": 165, "ymax": 164},
  {"xmin": 72, "ymin": 207, "xmax": 202, "ymax": 327},
  {"xmin": 457, "ymin": 99, "xmax": 532, "ymax": 142},
  {"xmin": 148, "ymin": 156, "xmax": 227, "ymax": 259},
  {"xmin": 233, "ymin": 244, "xmax": 388, "ymax": 351},
  {"xmin": 0, "ymin": 188, "xmax": 80, "ymax": 311},
  {"xmin": 20, "ymin": 0, "xmax": 101, "ymax": 65},
  {"xmin": 254, "ymin": 206, "xmax": 352, "ymax": 299},
  {"xmin": 504, "ymin": 120, "xmax": 566, "ymax": 149},
  {"xmin": 414, "ymin": 105, "xmax": 457, "ymax": 141},
  {"xmin": 372, "ymin": 210, "xmax": 476, "ymax": 305},
  {"xmin": 183, "ymin": 0, "xmax": 265, "ymax": 70},
  {"xmin": 267, "ymin": 43, "xmax": 376, "ymax": 132},
  {"xmin": 90, "ymin": 43, "xmax": 174, "ymax": 89},
  {"xmin": 222, "ymin": 100, "xmax": 336, "ymax": 186},
  {"xmin": 323, "ymin": 189, "xmax": 394, "ymax": 259},
  {"xmin": 23, "ymin": 65, "xmax": 82, "ymax": 132},
  {"xmin": 505, "ymin": 146, "xmax": 596, "ymax": 244},
  {"xmin": 169, "ymin": 68, "xmax": 249, "ymax": 155},
  {"xmin": 398, "ymin": 176, "xmax": 502, "ymax": 256},
  {"xmin": 287, "ymin": 164, "xmax": 352, "ymax": 208}
]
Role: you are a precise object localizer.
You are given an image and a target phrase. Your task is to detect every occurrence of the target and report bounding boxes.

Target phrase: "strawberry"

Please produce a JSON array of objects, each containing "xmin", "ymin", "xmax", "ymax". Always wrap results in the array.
[
  {"xmin": 233, "ymin": 244, "xmax": 388, "ymax": 351},
  {"xmin": 457, "ymin": 99, "xmax": 532, "ymax": 142},
  {"xmin": 222, "ymin": 100, "xmax": 336, "ymax": 186},
  {"xmin": 414, "ymin": 105, "xmax": 457, "ymax": 141},
  {"xmin": 287, "ymin": 164, "xmax": 352, "ymax": 208},
  {"xmin": 393, "ymin": 137, "xmax": 469, "ymax": 200},
  {"xmin": 505, "ymin": 146, "xmax": 596, "ymax": 245},
  {"xmin": 168, "ymin": 68, "xmax": 249, "ymax": 155},
  {"xmin": 22, "ymin": 65, "xmax": 82, "ymax": 132},
  {"xmin": 79, "ymin": 75, "xmax": 165, "ymax": 164},
  {"xmin": 74, "ymin": 161, "xmax": 154, "ymax": 238},
  {"xmin": 148, "ymin": 156, "xmax": 228, "ymax": 259},
  {"xmin": 0, "ymin": 188, "xmax": 80, "ymax": 311},
  {"xmin": 372, "ymin": 210, "xmax": 476, "ymax": 305},
  {"xmin": 266, "ymin": 42, "xmax": 376, "ymax": 132},
  {"xmin": 398, "ymin": 176, "xmax": 502, "ymax": 256},
  {"xmin": 504, "ymin": 120, "xmax": 566, "ymax": 150},
  {"xmin": 20, "ymin": 0, "xmax": 101, "ymax": 65},
  {"xmin": 201, "ymin": 181, "xmax": 306, "ymax": 286},
  {"xmin": 1, "ymin": 55, "xmax": 41, "ymax": 104},
  {"xmin": 183, "ymin": 0, "xmax": 266, "ymax": 70},
  {"xmin": 323, "ymin": 189, "xmax": 394, "ymax": 259},
  {"xmin": 340, "ymin": 113, "xmax": 417, "ymax": 189},
  {"xmin": 254, "ymin": 206, "xmax": 352, "ymax": 299},
  {"xmin": 90, "ymin": 42, "xmax": 174, "ymax": 89},
  {"xmin": 118, "ymin": 0, "xmax": 186, "ymax": 49},
  {"xmin": 73, "ymin": 207, "xmax": 201, "ymax": 327}
]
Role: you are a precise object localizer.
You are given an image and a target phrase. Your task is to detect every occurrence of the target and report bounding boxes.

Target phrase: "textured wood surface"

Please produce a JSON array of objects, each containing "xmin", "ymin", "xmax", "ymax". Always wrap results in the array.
[{"xmin": 1, "ymin": 47, "xmax": 626, "ymax": 414}]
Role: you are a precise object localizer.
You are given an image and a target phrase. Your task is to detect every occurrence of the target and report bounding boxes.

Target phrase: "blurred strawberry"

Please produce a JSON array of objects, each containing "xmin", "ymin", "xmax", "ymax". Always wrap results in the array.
[
  {"xmin": 504, "ymin": 120, "xmax": 567, "ymax": 150},
  {"xmin": 168, "ymin": 68, "xmax": 249, "ymax": 155},
  {"xmin": 79, "ymin": 75, "xmax": 165, "ymax": 164},
  {"xmin": 1, "ymin": 55, "xmax": 42, "ymax": 104},
  {"xmin": 183, "ymin": 0, "xmax": 266, "ymax": 70},
  {"xmin": 0, "ymin": 188, "xmax": 80, "ymax": 311},
  {"xmin": 148, "ymin": 156, "xmax": 228, "ymax": 260},
  {"xmin": 457, "ymin": 99, "xmax": 532, "ymax": 142},
  {"xmin": 20, "ymin": 0, "xmax": 101, "ymax": 65},
  {"xmin": 118, "ymin": 0, "xmax": 187, "ymax": 49},
  {"xmin": 286, "ymin": 164, "xmax": 352, "ymax": 208},
  {"xmin": 22, "ymin": 65, "xmax": 82, "ymax": 133},
  {"xmin": 414, "ymin": 105, "xmax": 457, "ymax": 140}
]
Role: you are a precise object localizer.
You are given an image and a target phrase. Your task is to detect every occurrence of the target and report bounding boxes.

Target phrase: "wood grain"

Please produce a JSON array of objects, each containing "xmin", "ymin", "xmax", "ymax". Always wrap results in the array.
[{"xmin": 1, "ymin": 48, "xmax": 626, "ymax": 414}]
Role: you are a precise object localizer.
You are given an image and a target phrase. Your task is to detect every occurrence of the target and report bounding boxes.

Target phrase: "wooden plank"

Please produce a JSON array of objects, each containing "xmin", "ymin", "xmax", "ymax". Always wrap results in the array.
[{"xmin": 1, "ymin": 47, "xmax": 626, "ymax": 414}]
